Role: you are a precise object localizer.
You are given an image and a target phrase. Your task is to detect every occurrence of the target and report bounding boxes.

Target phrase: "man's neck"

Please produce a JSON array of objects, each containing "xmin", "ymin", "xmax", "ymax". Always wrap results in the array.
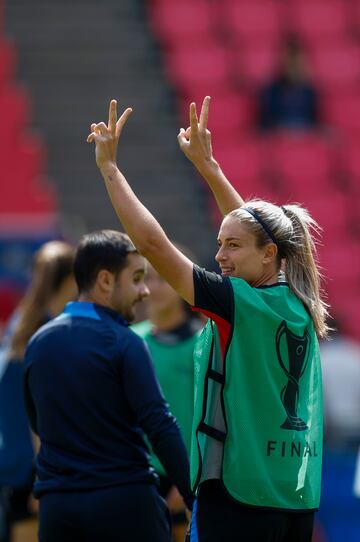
[{"xmin": 78, "ymin": 292, "xmax": 106, "ymax": 307}]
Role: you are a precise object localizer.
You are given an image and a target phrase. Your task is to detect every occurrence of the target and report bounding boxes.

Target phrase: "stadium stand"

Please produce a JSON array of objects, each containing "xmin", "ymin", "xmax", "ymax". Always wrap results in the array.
[
  {"xmin": 0, "ymin": 10, "xmax": 58, "ymax": 330},
  {"xmin": 3, "ymin": 0, "xmax": 360, "ymax": 340},
  {"xmin": 4, "ymin": 0, "xmax": 218, "ymax": 271},
  {"xmin": 147, "ymin": 0, "xmax": 360, "ymax": 344}
]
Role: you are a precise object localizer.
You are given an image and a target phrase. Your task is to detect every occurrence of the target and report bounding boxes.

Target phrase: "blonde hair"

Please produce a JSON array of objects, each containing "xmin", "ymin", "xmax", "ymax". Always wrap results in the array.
[
  {"xmin": 8, "ymin": 241, "xmax": 75, "ymax": 360},
  {"xmin": 229, "ymin": 200, "xmax": 330, "ymax": 338}
]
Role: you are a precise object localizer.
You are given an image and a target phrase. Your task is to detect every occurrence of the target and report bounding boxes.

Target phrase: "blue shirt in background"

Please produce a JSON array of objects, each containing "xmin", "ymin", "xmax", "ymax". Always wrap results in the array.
[{"xmin": 23, "ymin": 302, "xmax": 193, "ymax": 508}]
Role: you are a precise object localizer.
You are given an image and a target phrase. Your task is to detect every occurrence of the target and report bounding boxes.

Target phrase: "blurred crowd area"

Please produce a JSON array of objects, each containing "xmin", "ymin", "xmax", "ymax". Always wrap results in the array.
[{"xmin": 0, "ymin": 1, "xmax": 360, "ymax": 541}]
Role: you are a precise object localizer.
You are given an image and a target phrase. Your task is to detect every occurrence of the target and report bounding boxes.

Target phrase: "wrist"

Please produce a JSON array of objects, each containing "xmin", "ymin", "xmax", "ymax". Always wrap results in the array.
[
  {"xmin": 195, "ymin": 157, "xmax": 220, "ymax": 178},
  {"xmin": 99, "ymin": 161, "xmax": 119, "ymax": 179}
]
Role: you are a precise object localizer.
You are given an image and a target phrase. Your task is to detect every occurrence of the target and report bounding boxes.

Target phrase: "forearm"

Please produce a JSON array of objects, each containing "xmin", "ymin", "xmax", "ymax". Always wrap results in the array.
[
  {"xmin": 152, "ymin": 431, "xmax": 194, "ymax": 510},
  {"xmin": 100, "ymin": 162, "xmax": 168, "ymax": 257},
  {"xmin": 195, "ymin": 158, "xmax": 244, "ymax": 216}
]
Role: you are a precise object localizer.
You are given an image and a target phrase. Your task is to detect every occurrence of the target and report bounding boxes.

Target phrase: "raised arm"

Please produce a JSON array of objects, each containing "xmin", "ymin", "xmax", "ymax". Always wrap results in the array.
[
  {"xmin": 177, "ymin": 97, "xmax": 244, "ymax": 216},
  {"xmin": 87, "ymin": 100, "xmax": 195, "ymax": 305}
]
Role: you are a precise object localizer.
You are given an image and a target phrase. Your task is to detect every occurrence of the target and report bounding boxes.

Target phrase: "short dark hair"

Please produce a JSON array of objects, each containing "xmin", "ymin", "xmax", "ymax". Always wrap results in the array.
[{"xmin": 74, "ymin": 230, "xmax": 137, "ymax": 293}]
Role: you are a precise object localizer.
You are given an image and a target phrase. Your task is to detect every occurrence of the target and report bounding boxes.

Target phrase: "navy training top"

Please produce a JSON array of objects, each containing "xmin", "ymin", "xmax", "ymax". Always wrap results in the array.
[{"xmin": 23, "ymin": 302, "xmax": 193, "ymax": 508}]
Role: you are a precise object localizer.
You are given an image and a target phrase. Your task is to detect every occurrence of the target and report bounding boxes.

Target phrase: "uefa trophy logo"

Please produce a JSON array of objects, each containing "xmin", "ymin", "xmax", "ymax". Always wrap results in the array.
[{"xmin": 276, "ymin": 321, "xmax": 310, "ymax": 431}]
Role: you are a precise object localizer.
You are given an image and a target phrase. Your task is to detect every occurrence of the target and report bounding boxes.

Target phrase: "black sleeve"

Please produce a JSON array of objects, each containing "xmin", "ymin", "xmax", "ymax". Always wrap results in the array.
[{"xmin": 193, "ymin": 265, "xmax": 233, "ymax": 323}]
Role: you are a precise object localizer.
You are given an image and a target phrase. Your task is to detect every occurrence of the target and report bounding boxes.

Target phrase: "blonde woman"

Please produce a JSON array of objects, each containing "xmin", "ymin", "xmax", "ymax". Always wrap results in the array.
[{"xmin": 88, "ymin": 97, "xmax": 328, "ymax": 542}]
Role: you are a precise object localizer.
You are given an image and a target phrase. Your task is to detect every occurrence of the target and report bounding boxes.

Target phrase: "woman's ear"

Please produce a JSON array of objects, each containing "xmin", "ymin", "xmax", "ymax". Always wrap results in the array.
[{"xmin": 262, "ymin": 243, "xmax": 278, "ymax": 264}]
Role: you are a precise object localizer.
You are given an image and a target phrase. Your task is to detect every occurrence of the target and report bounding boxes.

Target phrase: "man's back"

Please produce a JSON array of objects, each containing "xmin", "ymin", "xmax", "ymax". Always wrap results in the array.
[{"xmin": 24, "ymin": 301, "xmax": 168, "ymax": 496}]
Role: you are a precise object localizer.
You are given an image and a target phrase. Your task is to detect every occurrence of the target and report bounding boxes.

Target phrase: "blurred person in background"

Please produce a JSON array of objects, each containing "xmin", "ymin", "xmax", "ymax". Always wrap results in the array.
[
  {"xmin": 132, "ymin": 259, "xmax": 203, "ymax": 542},
  {"xmin": 23, "ymin": 231, "xmax": 194, "ymax": 542},
  {"xmin": 258, "ymin": 36, "xmax": 319, "ymax": 131},
  {"xmin": 0, "ymin": 241, "xmax": 76, "ymax": 542},
  {"xmin": 88, "ymin": 97, "xmax": 327, "ymax": 542},
  {"xmin": 321, "ymin": 322, "xmax": 360, "ymax": 450},
  {"xmin": 316, "ymin": 320, "xmax": 360, "ymax": 541}
]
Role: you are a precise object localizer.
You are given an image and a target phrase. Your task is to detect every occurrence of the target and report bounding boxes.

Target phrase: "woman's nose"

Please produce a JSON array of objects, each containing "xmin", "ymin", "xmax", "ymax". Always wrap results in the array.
[{"xmin": 215, "ymin": 247, "xmax": 225, "ymax": 262}]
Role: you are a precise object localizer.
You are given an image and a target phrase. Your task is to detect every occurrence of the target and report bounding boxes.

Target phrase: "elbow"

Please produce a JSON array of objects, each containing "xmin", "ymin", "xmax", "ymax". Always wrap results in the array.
[{"xmin": 135, "ymin": 235, "xmax": 163, "ymax": 260}]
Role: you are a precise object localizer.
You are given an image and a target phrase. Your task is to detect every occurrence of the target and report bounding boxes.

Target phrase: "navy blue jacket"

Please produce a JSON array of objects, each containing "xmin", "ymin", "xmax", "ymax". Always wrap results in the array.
[{"xmin": 24, "ymin": 302, "xmax": 193, "ymax": 508}]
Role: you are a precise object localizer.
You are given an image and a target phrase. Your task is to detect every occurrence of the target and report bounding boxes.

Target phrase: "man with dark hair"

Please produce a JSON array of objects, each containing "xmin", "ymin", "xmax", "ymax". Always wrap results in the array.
[{"xmin": 23, "ymin": 230, "xmax": 193, "ymax": 542}]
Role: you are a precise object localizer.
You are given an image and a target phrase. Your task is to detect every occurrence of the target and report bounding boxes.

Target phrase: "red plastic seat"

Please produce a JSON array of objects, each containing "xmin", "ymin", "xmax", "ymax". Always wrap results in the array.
[
  {"xmin": 214, "ymin": 138, "xmax": 279, "ymax": 201},
  {"xmin": 231, "ymin": 41, "xmax": 281, "ymax": 87},
  {"xmin": 208, "ymin": 91, "xmax": 256, "ymax": 135},
  {"xmin": 222, "ymin": 0, "xmax": 281, "ymax": 41},
  {"xmin": 215, "ymin": 139, "xmax": 263, "ymax": 187},
  {"xmin": 345, "ymin": 143, "xmax": 360, "ymax": 179},
  {"xmin": 0, "ymin": 137, "xmax": 49, "ymax": 213},
  {"xmin": 0, "ymin": 85, "xmax": 31, "ymax": 146},
  {"xmin": 304, "ymin": 194, "xmax": 350, "ymax": 239},
  {"xmin": 310, "ymin": 41, "xmax": 360, "ymax": 88},
  {"xmin": 318, "ymin": 242, "xmax": 360, "ymax": 283},
  {"xmin": 348, "ymin": 1, "xmax": 360, "ymax": 33},
  {"xmin": 165, "ymin": 43, "xmax": 229, "ymax": 91},
  {"xmin": 148, "ymin": 0, "xmax": 214, "ymax": 47},
  {"xmin": 267, "ymin": 133, "xmax": 335, "ymax": 197},
  {"xmin": 322, "ymin": 93, "xmax": 360, "ymax": 134},
  {"xmin": 178, "ymin": 90, "xmax": 256, "ymax": 138},
  {"xmin": 290, "ymin": 1, "xmax": 349, "ymax": 42}
]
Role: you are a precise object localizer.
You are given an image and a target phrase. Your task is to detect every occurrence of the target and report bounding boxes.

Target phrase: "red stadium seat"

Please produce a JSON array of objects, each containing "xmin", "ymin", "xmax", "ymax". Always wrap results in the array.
[
  {"xmin": 289, "ymin": 0, "xmax": 349, "ymax": 42},
  {"xmin": 322, "ymin": 93, "xmax": 360, "ymax": 135},
  {"xmin": 304, "ymin": 194, "xmax": 350, "ymax": 240},
  {"xmin": 208, "ymin": 91, "xmax": 256, "ymax": 135},
  {"xmin": 266, "ymin": 133, "xmax": 335, "ymax": 198},
  {"xmin": 310, "ymin": 41, "xmax": 360, "ymax": 88},
  {"xmin": 215, "ymin": 139, "xmax": 263, "ymax": 187},
  {"xmin": 0, "ymin": 137, "xmax": 46, "ymax": 211},
  {"xmin": 214, "ymin": 138, "xmax": 279, "ymax": 201},
  {"xmin": 148, "ymin": 0, "xmax": 214, "ymax": 48},
  {"xmin": 178, "ymin": 90, "xmax": 256, "ymax": 138},
  {"xmin": 165, "ymin": 42, "xmax": 229, "ymax": 91},
  {"xmin": 0, "ymin": 84, "xmax": 31, "ymax": 146},
  {"xmin": 319, "ymin": 242, "xmax": 360, "ymax": 283},
  {"xmin": 345, "ymin": 143, "xmax": 360, "ymax": 180},
  {"xmin": 231, "ymin": 41, "xmax": 281, "ymax": 87},
  {"xmin": 221, "ymin": 0, "xmax": 282, "ymax": 41}
]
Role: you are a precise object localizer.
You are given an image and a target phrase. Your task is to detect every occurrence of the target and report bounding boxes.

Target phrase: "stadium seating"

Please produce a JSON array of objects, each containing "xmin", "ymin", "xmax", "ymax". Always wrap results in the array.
[
  {"xmin": 289, "ymin": 1, "xmax": 349, "ymax": 42},
  {"xmin": 322, "ymin": 93, "xmax": 360, "ymax": 135},
  {"xmin": 263, "ymin": 133, "xmax": 336, "ymax": 198},
  {"xmin": 164, "ymin": 42, "xmax": 230, "ymax": 93},
  {"xmin": 310, "ymin": 40, "xmax": 360, "ymax": 89},
  {"xmin": 148, "ymin": 0, "xmax": 360, "ymax": 340},
  {"xmin": 148, "ymin": 0, "xmax": 214, "ymax": 48},
  {"xmin": 231, "ymin": 40, "xmax": 281, "ymax": 88},
  {"xmin": 0, "ymin": 34, "xmax": 57, "ymax": 217},
  {"xmin": 0, "ymin": 84, "xmax": 30, "ymax": 147},
  {"xmin": 221, "ymin": 0, "xmax": 282, "ymax": 42}
]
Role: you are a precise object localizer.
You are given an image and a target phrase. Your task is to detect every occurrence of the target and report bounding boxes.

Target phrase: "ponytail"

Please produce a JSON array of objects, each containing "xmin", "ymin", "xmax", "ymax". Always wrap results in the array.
[{"xmin": 280, "ymin": 204, "xmax": 330, "ymax": 339}]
